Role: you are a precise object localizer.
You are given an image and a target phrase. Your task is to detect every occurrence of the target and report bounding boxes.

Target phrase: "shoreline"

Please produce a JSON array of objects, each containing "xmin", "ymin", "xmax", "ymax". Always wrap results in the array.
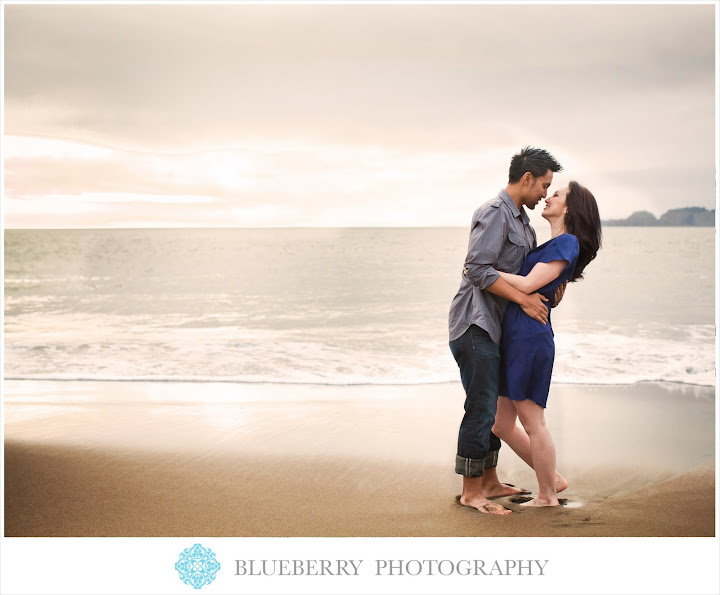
[
  {"xmin": 4, "ymin": 441, "xmax": 714, "ymax": 538},
  {"xmin": 4, "ymin": 379, "xmax": 716, "ymax": 537},
  {"xmin": 4, "ymin": 377, "xmax": 715, "ymax": 389}
]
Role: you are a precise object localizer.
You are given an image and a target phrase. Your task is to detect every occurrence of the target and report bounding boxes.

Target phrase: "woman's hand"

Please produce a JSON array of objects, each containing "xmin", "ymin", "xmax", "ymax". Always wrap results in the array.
[{"xmin": 552, "ymin": 281, "xmax": 568, "ymax": 308}]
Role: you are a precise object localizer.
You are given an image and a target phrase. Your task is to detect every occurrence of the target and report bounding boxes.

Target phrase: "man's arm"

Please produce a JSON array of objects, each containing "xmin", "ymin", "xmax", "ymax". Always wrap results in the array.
[
  {"xmin": 461, "ymin": 205, "xmax": 505, "ymax": 291},
  {"xmin": 461, "ymin": 206, "xmax": 549, "ymax": 324},
  {"xmin": 484, "ymin": 276, "xmax": 549, "ymax": 325}
]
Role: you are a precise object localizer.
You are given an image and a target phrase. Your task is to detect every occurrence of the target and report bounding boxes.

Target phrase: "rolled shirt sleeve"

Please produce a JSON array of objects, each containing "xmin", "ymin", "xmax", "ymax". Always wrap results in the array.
[
  {"xmin": 462, "ymin": 205, "xmax": 505, "ymax": 290},
  {"xmin": 448, "ymin": 190, "xmax": 535, "ymax": 344}
]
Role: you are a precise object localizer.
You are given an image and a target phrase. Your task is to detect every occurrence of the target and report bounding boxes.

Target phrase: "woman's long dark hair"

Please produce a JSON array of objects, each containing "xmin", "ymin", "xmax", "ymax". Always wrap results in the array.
[{"xmin": 565, "ymin": 181, "xmax": 602, "ymax": 282}]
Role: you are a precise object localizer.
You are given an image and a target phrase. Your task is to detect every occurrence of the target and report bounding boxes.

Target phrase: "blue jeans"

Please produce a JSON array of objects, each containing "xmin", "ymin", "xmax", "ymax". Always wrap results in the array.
[{"xmin": 449, "ymin": 324, "xmax": 502, "ymax": 477}]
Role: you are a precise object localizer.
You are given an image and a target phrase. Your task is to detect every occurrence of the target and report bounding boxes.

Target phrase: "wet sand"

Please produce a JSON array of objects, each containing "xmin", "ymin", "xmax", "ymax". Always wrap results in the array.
[{"xmin": 3, "ymin": 380, "xmax": 716, "ymax": 537}]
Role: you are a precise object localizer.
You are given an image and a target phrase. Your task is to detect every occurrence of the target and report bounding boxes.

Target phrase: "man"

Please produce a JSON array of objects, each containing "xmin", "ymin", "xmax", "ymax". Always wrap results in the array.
[{"xmin": 448, "ymin": 146, "xmax": 563, "ymax": 515}]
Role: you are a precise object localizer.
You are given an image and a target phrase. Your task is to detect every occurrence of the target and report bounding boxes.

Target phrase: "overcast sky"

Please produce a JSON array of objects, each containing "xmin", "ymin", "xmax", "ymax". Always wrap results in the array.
[{"xmin": 3, "ymin": 2, "xmax": 716, "ymax": 228}]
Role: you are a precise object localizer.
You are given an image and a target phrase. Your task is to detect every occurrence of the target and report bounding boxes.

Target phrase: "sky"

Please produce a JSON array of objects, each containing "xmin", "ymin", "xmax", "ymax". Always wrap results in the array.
[{"xmin": 3, "ymin": 2, "xmax": 717, "ymax": 228}]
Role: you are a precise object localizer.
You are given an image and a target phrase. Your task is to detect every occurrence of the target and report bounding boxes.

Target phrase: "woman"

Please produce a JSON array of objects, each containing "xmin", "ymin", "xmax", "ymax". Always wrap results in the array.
[{"xmin": 492, "ymin": 181, "xmax": 602, "ymax": 507}]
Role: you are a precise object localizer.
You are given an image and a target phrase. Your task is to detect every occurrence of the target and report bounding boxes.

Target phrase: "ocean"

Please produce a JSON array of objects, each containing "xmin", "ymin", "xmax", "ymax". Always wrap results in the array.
[{"xmin": 3, "ymin": 226, "xmax": 716, "ymax": 388}]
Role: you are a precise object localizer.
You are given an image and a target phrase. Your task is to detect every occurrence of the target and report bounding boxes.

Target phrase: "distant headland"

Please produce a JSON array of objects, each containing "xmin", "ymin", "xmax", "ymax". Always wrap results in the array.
[{"xmin": 603, "ymin": 207, "xmax": 715, "ymax": 227}]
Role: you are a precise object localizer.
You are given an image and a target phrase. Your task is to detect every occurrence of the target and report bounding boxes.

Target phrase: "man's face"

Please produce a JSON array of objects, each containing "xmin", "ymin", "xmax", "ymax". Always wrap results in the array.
[{"xmin": 523, "ymin": 170, "xmax": 553, "ymax": 210}]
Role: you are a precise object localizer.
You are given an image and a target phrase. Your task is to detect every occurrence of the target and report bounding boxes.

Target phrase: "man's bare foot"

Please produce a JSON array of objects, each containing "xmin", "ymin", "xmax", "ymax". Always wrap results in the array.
[
  {"xmin": 482, "ymin": 482, "xmax": 531, "ymax": 500},
  {"xmin": 520, "ymin": 496, "xmax": 560, "ymax": 507},
  {"xmin": 479, "ymin": 468, "xmax": 530, "ymax": 499},
  {"xmin": 556, "ymin": 474, "xmax": 569, "ymax": 493},
  {"xmin": 456, "ymin": 494, "xmax": 512, "ymax": 515}
]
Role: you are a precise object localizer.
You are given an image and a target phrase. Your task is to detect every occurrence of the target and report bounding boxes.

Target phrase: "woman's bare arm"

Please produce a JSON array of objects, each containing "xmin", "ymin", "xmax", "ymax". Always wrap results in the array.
[{"xmin": 498, "ymin": 260, "xmax": 568, "ymax": 295}]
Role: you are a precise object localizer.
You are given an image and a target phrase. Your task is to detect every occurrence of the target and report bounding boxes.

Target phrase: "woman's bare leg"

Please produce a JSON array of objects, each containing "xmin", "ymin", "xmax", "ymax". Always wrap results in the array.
[
  {"xmin": 493, "ymin": 396, "xmax": 568, "ymax": 494},
  {"xmin": 492, "ymin": 396, "xmax": 534, "ymax": 467},
  {"xmin": 513, "ymin": 398, "xmax": 559, "ymax": 506}
]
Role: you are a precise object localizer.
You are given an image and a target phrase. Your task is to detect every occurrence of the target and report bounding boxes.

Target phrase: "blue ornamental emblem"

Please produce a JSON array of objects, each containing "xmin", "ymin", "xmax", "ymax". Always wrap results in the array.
[{"xmin": 175, "ymin": 543, "xmax": 221, "ymax": 589}]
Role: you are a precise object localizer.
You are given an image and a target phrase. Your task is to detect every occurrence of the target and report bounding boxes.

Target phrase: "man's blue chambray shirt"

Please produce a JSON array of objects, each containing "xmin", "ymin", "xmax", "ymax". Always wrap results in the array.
[{"xmin": 448, "ymin": 189, "xmax": 537, "ymax": 344}]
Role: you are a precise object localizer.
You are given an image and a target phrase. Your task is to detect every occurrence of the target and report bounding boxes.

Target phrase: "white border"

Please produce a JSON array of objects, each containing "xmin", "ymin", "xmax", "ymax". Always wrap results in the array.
[{"xmin": 1, "ymin": 2, "xmax": 718, "ymax": 594}]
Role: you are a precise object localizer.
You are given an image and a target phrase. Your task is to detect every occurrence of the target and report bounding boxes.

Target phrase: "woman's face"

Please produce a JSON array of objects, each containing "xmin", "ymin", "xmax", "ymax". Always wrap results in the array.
[{"xmin": 542, "ymin": 186, "xmax": 569, "ymax": 220}]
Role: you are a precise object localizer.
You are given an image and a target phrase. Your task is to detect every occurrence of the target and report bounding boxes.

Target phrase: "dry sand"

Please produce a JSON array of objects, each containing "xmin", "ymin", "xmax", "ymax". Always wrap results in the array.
[{"xmin": 3, "ymin": 380, "xmax": 716, "ymax": 537}]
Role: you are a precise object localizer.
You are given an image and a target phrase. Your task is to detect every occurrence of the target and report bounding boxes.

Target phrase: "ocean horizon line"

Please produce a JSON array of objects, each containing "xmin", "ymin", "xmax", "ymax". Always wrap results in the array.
[
  {"xmin": 4, "ymin": 225, "xmax": 471, "ymax": 231},
  {"xmin": 5, "ymin": 224, "xmax": 717, "ymax": 232}
]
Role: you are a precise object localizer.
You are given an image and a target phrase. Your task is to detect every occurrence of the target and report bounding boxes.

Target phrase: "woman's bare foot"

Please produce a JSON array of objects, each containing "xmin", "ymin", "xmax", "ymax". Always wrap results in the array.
[
  {"xmin": 556, "ymin": 473, "xmax": 569, "ymax": 493},
  {"xmin": 520, "ymin": 496, "xmax": 560, "ymax": 507},
  {"xmin": 486, "ymin": 476, "xmax": 565, "ymax": 498},
  {"xmin": 456, "ymin": 494, "xmax": 512, "ymax": 515}
]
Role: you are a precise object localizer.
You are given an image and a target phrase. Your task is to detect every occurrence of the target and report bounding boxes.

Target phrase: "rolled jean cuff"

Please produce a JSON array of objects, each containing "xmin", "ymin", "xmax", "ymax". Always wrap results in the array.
[
  {"xmin": 455, "ymin": 455, "xmax": 486, "ymax": 477},
  {"xmin": 484, "ymin": 450, "xmax": 499, "ymax": 469}
]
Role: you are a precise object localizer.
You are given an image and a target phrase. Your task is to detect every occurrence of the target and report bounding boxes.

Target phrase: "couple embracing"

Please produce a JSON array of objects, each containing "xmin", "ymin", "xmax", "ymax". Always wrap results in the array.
[{"xmin": 449, "ymin": 146, "xmax": 602, "ymax": 515}]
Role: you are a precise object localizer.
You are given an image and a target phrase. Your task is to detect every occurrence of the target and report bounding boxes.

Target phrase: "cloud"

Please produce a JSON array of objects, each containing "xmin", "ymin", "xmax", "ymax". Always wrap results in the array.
[
  {"xmin": 5, "ymin": 135, "xmax": 518, "ymax": 227},
  {"xmin": 3, "ymin": 3, "xmax": 715, "ymax": 227},
  {"xmin": 5, "ymin": 4, "xmax": 713, "ymax": 147}
]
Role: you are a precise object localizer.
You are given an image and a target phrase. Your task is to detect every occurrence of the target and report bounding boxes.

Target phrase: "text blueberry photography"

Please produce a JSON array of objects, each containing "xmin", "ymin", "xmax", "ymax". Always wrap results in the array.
[{"xmin": 175, "ymin": 544, "xmax": 222, "ymax": 590}]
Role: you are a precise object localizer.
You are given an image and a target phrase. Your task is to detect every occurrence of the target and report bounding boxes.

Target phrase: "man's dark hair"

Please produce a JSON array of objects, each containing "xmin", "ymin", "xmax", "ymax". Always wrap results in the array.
[{"xmin": 508, "ymin": 146, "xmax": 563, "ymax": 184}]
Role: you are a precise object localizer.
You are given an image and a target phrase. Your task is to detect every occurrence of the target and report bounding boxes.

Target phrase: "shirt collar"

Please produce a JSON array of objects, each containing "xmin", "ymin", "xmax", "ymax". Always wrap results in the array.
[{"xmin": 498, "ymin": 188, "xmax": 530, "ymax": 224}]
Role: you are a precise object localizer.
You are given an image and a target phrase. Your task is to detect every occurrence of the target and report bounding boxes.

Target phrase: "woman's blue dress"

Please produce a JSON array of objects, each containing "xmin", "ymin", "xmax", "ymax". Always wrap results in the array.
[{"xmin": 499, "ymin": 233, "xmax": 579, "ymax": 408}]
